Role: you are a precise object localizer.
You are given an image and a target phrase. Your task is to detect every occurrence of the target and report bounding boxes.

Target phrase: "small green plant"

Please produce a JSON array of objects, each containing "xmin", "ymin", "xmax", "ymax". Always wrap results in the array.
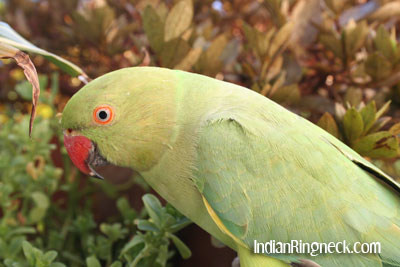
[
  {"xmin": 317, "ymin": 100, "xmax": 399, "ymax": 159},
  {"xmin": 119, "ymin": 195, "xmax": 191, "ymax": 267},
  {"xmin": 0, "ymin": 75, "xmax": 191, "ymax": 267}
]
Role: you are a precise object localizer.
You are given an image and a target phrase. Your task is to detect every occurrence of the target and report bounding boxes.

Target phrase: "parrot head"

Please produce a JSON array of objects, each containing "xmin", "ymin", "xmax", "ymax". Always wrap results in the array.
[{"xmin": 61, "ymin": 67, "xmax": 177, "ymax": 179}]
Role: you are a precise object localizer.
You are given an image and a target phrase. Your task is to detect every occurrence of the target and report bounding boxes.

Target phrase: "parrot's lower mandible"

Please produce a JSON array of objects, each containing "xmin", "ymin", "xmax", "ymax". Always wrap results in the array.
[{"xmin": 61, "ymin": 67, "xmax": 400, "ymax": 267}]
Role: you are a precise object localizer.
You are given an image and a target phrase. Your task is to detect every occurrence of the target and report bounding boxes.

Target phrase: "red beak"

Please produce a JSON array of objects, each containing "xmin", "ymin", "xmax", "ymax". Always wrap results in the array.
[{"xmin": 63, "ymin": 131, "xmax": 107, "ymax": 179}]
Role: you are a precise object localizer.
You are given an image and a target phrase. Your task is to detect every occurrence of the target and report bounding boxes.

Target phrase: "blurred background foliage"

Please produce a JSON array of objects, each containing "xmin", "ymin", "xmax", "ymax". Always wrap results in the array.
[{"xmin": 2, "ymin": 0, "xmax": 400, "ymax": 266}]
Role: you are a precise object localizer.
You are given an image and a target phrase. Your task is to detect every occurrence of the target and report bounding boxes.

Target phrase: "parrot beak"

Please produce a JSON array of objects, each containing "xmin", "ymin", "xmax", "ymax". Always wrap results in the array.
[{"xmin": 63, "ymin": 130, "xmax": 108, "ymax": 180}]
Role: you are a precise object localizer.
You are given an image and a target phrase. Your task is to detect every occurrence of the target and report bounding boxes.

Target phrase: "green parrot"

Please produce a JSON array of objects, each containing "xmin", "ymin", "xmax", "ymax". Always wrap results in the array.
[{"xmin": 61, "ymin": 67, "xmax": 400, "ymax": 267}]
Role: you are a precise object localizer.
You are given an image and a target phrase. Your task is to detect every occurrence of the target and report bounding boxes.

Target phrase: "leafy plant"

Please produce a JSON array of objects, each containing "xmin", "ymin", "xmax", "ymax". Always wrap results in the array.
[
  {"xmin": 318, "ymin": 100, "xmax": 399, "ymax": 158},
  {"xmin": 0, "ymin": 76, "xmax": 191, "ymax": 267}
]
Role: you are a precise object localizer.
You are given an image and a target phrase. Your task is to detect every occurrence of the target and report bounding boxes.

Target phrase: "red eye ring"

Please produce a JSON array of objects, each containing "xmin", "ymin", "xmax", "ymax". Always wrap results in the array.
[{"xmin": 93, "ymin": 105, "xmax": 114, "ymax": 125}]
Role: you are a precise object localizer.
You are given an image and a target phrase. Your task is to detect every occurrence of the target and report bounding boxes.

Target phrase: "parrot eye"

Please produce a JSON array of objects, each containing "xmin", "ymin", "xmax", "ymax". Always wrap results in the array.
[{"xmin": 93, "ymin": 105, "xmax": 114, "ymax": 125}]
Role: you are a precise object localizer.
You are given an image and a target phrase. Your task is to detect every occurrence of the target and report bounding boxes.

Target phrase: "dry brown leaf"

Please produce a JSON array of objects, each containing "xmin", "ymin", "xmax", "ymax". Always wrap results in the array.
[
  {"xmin": 164, "ymin": 0, "xmax": 193, "ymax": 42},
  {"xmin": 0, "ymin": 42, "xmax": 39, "ymax": 136},
  {"xmin": 289, "ymin": 0, "xmax": 322, "ymax": 56},
  {"xmin": 369, "ymin": 1, "xmax": 400, "ymax": 21},
  {"xmin": 139, "ymin": 47, "xmax": 151, "ymax": 66},
  {"xmin": 174, "ymin": 47, "xmax": 202, "ymax": 71}
]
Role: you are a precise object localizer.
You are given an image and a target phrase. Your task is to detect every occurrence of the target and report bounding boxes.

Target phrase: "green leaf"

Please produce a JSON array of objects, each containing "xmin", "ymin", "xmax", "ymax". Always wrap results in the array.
[
  {"xmin": 15, "ymin": 76, "xmax": 48, "ymax": 101},
  {"xmin": 143, "ymin": 5, "xmax": 164, "ymax": 53},
  {"xmin": 86, "ymin": 255, "xmax": 101, "ymax": 267},
  {"xmin": 353, "ymin": 131, "xmax": 399, "ymax": 158},
  {"xmin": 28, "ymin": 192, "xmax": 50, "ymax": 223},
  {"xmin": 360, "ymin": 101, "xmax": 377, "ymax": 134},
  {"xmin": 32, "ymin": 191, "xmax": 50, "ymax": 208},
  {"xmin": 169, "ymin": 217, "xmax": 191, "ymax": 233},
  {"xmin": 71, "ymin": 6, "xmax": 115, "ymax": 46},
  {"xmin": 169, "ymin": 234, "xmax": 192, "ymax": 259},
  {"xmin": 73, "ymin": 214, "xmax": 96, "ymax": 234},
  {"xmin": 364, "ymin": 52, "xmax": 392, "ymax": 81},
  {"xmin": 343, "ymin": 107, "xmax": 364, "ymax": 143},
  {"xmin": 0, "ymin": 22, "xmax": 87, "ymax": 78},
  {"xmin": 29, "ymin": 207, "xmax": 46, "ymax": 223},
  {"xmin": 319, "ymin": 34, "xmax": 343, "ymax": 60},
  {"xmin": 389, "ymin": 122, "xmax": 400, "ymax": 136},
  {"xmin": 242, "ymin": 23, "xmax": 257, "ymax": 52},
  {"xmin": 160, "ymin": 38, "xmax": 191, "ymax": 68},
  {"xmin": 164, "ymin": 0, "xmax": 193, "ymax": 42},
  {"xmin": 109, "ymin": 261, "xmax": 122, "ymax": 267},
  {"xmin": 242, "ymin": 23, "xmax": 274, "ymax": 58},
  {"xmin": 100, "ymin": 223, "xmax": 127, "ymax": 242},
  {"xmin": 15, "ymin": 80, "xmax": 35, "ymax": 101},
  {"xmin": 8, "ymin": 236, "xmax": 26, "ymax": 258},
  {"xmin": 317, "ymin": 112, "xmax": 340, "ymax": 138},
  {"xmin": 94, "ymin": 236, "xmax": 112, "ymax": 261},
  {"xmin": 205, "ymin": 33, "xmax": 228, "ymax": 64},
  {"xmin": 344, "ymin": 20, "xmax": 368, "ymax": 58},
  {"xmin": 142, "ymin": 194, "xmax": 163, "ymax": 227},
  {"xmin": 137, "ymin": 220, "xmax": 159, "ymax": 232},
  {"xmin": 197, "ymin": 34, "xmax": 228, "ymax": 76},
  {"xmin": 376, "ymin": 100, "xmax": 391, "ymax": 120},
  {"xmin": 49, "ymin": 72, "xmax": 59, "ymax": 103},
  {"xmin": 120, "ymin": 235, "xmax": 144, "ymax": 255},
  {"xmin": 344, "ymin": 87, "xmax": 362, "ymax": 107},
  {"xmin": 6, "ymin": 227, "xmax": 36, "ymax": 239},
  {"xmin": 155, "ymin": 244, "xmax": 169, "ymax": 266},
  {"xmin": 22, "ymin": 241, "xmax": 35, "ymax": 265},
  {"xmin": 268, "ymin": 21, "xmax": 293, "ymax": 58},
  {"xmin": 43, "ymin": 251, "xmax": 58, "ymax": 263},
  {"xmin": 374, "ymin": 25, "xmax": 397, "ymax": 62},
  {"xmin": 116, "ymin": 197, "xmax": 136, "ymax": 224},
  {"xmin": 264, "ymin": 0, "xmax": 286, "ymax": 26},
  {"xmin": 270, "ymin": 84, "xmax": 300, "ymax": 105}
]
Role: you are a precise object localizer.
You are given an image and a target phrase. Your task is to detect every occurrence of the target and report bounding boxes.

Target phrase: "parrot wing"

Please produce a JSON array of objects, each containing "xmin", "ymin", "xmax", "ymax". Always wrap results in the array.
[{"xmin": 192, "ymin": 113, "xmax": 400, "ymax": 267}]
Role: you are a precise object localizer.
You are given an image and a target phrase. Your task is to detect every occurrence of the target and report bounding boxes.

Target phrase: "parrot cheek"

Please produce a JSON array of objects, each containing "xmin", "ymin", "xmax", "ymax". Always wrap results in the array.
[{"xmin": 63, "ymin": 133, "xmax": 93, "ymax": 176}]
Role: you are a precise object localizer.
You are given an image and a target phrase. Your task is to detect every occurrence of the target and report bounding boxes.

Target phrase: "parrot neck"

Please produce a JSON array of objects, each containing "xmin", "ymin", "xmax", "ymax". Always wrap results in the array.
[{"xmin": 136, "ymin": 73, "xmax": 239, "ymax": 249}]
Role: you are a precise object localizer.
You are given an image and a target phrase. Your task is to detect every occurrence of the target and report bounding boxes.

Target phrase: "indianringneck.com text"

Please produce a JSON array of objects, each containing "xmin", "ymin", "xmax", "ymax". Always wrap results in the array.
[{"xmin": 253, "ymin": 240, "xmax": 381, "ymax": 256}]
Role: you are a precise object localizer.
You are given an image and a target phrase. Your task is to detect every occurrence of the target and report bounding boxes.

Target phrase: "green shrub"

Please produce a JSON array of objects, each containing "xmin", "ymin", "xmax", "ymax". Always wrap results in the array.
[{"xmin": 0, "ymin": 75, "xmax": 190, "ymax": 267}]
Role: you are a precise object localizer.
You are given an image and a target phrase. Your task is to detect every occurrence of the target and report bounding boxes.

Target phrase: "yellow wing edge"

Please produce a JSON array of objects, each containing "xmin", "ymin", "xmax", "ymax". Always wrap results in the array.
[{"xmin": 202, "ymin": 195, "xmax": 248, "ymax": 249}]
